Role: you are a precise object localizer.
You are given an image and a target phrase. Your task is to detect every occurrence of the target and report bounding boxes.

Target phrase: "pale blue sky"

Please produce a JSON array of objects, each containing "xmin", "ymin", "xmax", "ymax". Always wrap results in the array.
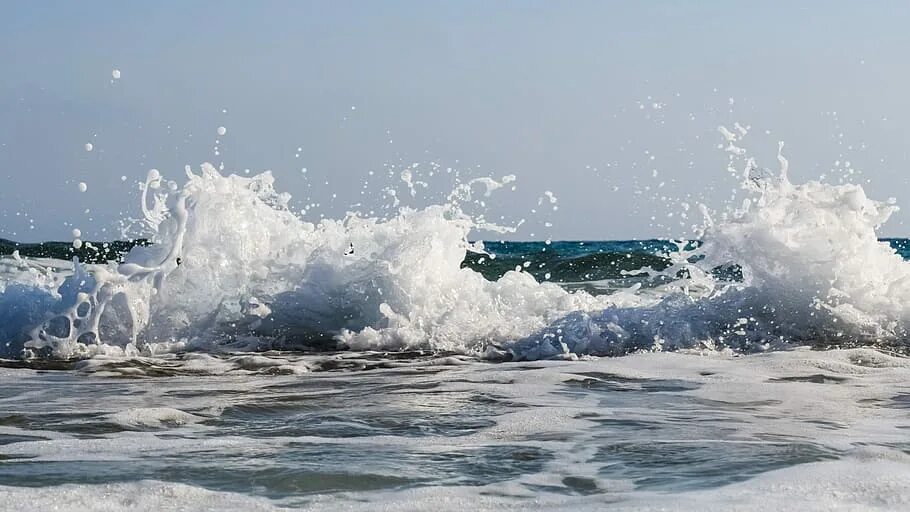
[{"xmin": 2, "ymin": 1, "xmax": 910, "ymax": 241}]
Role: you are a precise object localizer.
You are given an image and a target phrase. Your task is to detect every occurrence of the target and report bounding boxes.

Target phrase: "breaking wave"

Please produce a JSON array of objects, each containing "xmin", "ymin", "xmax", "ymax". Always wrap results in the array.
[{"xmin": 2, "ymin": 138, "xmax": 909, "ymax": 361}]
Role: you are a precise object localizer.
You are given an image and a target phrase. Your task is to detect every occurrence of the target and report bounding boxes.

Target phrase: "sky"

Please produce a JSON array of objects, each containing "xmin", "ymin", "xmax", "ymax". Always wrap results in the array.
[{"xmin": 3, "ymin": 1, "xmax": 910, "ymax": 242}]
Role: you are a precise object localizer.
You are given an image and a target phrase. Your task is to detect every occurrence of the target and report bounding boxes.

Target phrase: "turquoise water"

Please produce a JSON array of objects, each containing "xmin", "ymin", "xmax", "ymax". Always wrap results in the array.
[{"xmin": 5, "ymin": 237, "xmax": 909, "ymax": 283}]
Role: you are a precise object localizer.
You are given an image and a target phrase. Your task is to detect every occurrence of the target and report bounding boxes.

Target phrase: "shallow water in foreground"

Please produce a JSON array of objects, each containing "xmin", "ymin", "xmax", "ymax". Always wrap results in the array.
[
  {"xmin": 3, "ymin": 347, "xmax": 910, "ymax": 511},
  {"xmin": 6, "ymin": 155, "xmax": 910, "ymax": 509}
]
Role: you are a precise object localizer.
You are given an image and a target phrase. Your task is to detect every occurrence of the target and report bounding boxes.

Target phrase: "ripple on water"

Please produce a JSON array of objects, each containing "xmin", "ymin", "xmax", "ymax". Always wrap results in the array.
[
  {"xmin": 593, "ymin": 440, "xmax": 839, "ymax": 491},
  {"xmin": 0, "ymin": 443, "xmax": 554, "ymax": 499}
]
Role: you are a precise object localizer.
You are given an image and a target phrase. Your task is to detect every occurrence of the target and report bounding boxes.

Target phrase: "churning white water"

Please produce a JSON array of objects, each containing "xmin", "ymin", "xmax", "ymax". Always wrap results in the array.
[
  {"xmin": 3, "ymin": 135, "xmax": 910, "ymax": 360},
  {"xmin": 4, "ymin": 132, "xmax": 910, "ymax": 511}
]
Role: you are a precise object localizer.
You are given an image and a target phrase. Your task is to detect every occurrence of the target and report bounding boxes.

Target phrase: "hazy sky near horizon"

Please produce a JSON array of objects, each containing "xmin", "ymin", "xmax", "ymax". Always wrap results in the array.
[{"xmin": 3, "ymin": 1, "xmax": 910, "ymax": 241}]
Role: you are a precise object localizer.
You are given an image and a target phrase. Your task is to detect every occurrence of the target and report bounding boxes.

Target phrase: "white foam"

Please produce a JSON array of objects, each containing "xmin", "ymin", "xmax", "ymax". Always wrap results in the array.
[
  {"xmin": 107, "ymin": 407, "xmax": 205, "ymax": 430},
  {"xmin": 2, "ymin": 348, "xmax": 910, "ymax": 509},
  {"xmin": 295, "ymin": 456, "xmax": 910, "ymax": 511},
  {"xmin": 4, "ymin": 458, "xmax": 906, "ymax": 512},
  {"xmin": 6, "ymin": 164, "xmax": 615, "ymax": 358},
  {"xmin": 516, "ymin": 142, "xmax": 910, "ymax": 357},
  {"xmin": 7, "ymin": 136, "xmax": 910, "ymax": 360},
  {"xmin": 0, "ymin": 481, "xmax": 277, "ymax": 512}
]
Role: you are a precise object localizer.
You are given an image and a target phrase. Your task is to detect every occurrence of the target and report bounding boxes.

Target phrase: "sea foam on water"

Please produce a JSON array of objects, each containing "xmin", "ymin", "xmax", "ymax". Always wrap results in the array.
[
  {"xmin": 3, "ymin": 136, "xmax": 910, "ymax": 360},
  {"xmin": 517, "ymin": 142, "xmax": 910, "ymax": 357},
  {"xmin": 3, "ymin": 164, "xmax": 609, "ymax": 358}
]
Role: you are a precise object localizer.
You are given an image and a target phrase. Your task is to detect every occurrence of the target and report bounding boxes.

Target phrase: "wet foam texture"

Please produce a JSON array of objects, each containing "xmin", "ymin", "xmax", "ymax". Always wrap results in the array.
[
  {"xmin": 2, "ymin": 164, "xmax": 611, "ymax": 359},
  {"xmin": 515, "ymin": 146, "xmax": 910, "ymax": 357},
  {"xmin": 4, "ymin": 139, "xmax": 910, "ymax": 360}
]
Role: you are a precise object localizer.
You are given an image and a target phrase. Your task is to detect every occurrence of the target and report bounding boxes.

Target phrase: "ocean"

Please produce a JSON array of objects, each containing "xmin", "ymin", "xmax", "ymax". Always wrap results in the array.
[{"xmin": 3, "ymin": 161, "xmax": 910, "ymax": 510}]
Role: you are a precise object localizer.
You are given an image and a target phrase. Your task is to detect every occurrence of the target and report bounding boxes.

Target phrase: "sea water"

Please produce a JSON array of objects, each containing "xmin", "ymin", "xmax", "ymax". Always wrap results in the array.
[{"xmin": 3, "ymin": 139, "xmax": 910, "ymax": 510}]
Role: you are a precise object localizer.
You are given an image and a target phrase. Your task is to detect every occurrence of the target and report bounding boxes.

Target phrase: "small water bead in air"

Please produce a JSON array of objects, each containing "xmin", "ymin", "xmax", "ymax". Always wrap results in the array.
[
  {"xmin": 78, "ymin": 182, "xmax": 88, "ymax": 193},
  {"xmin": 84, "ymin": 143, "xmax": 93, "ymax": 152},
  {"xmin": 72, "ymin": 229, "xmax": 81, "ymax": 238},
  {"xmin": 72, "ymin": 239, "xmax": 83, "ymax": 249},
  {"xmin": 112, "ymin": 69, "xmax": 121, "ymax": 80},
  {"xmin": 217, "ymin": 126, "xmax": 227, "ymax": 136}
]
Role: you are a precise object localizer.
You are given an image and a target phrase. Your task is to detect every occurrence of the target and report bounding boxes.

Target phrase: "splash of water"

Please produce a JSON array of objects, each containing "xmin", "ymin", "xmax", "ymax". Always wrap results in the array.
[
  {"xmin": 3, "ymin": 136, "xmax": 910, "ymax": 360},
  {"xmin": 514, "ymin": 141, "xmax": 910, "ymax": 358},
  {"xmin": 698, "ymin": 142, "xmax": 909, "ymax": 343},
  {"xmin": 3, "ymin": 164, "xmax": 613, "ymax": 359}
]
